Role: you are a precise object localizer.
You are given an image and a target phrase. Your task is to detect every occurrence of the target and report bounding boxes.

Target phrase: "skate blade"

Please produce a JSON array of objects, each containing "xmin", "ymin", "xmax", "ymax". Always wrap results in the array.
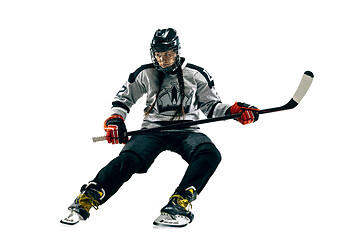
[
  {"xmin": 153, "ymin": 213, "xmax": 190, "ymax": 228},
  {"xmin": 60, "ymin": 211, "xmax": 83, "ymax": 225}
]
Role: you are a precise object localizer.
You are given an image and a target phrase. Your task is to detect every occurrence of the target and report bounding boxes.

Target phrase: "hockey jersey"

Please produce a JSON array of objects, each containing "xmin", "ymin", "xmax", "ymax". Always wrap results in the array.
[{"xmin": 110, "ymin": 58, "xmax": 231, "ymax": 131}]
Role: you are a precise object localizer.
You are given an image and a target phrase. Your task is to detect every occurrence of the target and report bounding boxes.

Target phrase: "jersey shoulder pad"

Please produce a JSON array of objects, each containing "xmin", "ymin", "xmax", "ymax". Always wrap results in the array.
[
  {"xmin": 128, "ymin": 63, "xmax": 155, "ymax": 83},
  {"xmin": 185, "ymin": 63, "xmax": 214, "ymax": 88}
]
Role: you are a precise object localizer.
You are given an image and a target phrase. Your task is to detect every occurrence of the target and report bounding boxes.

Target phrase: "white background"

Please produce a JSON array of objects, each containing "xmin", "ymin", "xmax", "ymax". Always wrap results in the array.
[{"xmin": 1, "ymin": 0, "xmax": 359, "ymax": 239}]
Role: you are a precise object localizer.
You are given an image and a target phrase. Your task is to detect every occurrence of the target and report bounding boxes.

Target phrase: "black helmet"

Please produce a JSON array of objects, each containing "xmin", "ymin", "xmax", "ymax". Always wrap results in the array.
[{"xmin": 150, "ymin": 28, "xmax": 181, "ymax": 73}]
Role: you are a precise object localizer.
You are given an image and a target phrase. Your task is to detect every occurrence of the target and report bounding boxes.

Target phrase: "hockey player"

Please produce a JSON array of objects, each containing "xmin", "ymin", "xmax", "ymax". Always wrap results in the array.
[{"xmin": 61, "ymin": 28, "xmax": 259, "ymax": 227}]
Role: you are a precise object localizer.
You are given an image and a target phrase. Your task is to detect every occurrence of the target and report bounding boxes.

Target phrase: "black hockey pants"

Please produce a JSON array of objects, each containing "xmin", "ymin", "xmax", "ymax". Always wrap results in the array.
[{"xmin": 91, "ymin": 132, "xmax": 221, "ymax": 204}]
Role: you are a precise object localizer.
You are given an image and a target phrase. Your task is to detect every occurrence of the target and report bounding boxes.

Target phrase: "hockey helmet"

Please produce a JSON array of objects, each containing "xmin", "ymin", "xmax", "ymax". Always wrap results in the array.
[{"xmin": 150, "ymin": 28, "xmax": 181, "ymax": 73}]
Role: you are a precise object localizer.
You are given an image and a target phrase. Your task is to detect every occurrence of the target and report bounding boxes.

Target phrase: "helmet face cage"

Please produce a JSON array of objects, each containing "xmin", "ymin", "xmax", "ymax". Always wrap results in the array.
[
  {"xmin": 150, "ymin": 28, "xmax": 181, "ymax": 73},
  {"xmin": 150, "ymin": 48, "xmax": 181, "ymax": 73}
]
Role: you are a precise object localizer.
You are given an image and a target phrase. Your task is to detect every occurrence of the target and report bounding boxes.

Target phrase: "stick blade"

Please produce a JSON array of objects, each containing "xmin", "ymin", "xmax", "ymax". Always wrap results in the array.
[
  {"xmin": 259, "ymin": 71, "xmax": 314, "ymax": 114},
  {"xmin": 292, "ymin": 71, "xmax": 314, "ymax": 104}
]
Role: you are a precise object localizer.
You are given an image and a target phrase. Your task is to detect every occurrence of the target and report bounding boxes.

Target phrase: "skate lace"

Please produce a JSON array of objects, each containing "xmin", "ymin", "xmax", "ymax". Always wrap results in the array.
[
  {"xmin": 78, "ymin": 193, "xmax": 101, "ymax": 211},
  {"xmin": 171, "ymin": 195, "xmax": 192, "ymax": 211}
]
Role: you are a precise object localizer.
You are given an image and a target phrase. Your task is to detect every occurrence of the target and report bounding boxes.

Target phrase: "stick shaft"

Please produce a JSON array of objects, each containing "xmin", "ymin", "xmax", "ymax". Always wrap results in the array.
[
  {"xmin": 92, "ymin": 71, "xmax": 313, "ymax": 142},
  {"xmin": 92, "ymin": 106, "xmax": 285, "ymax": 142}
]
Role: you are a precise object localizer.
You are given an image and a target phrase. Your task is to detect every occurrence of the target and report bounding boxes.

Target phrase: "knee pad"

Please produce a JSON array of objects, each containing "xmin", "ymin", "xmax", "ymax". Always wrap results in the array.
[
  {"xmin": 108, "ymin": 151, "xmax": 144, "ymax": 172},
  {"xmin": 118, "ymin": 151, "xmax": 149, "ymax": 173},
  {"xmin": 192, "ymin": 143, "xmax": 222, "ymax": 167}
]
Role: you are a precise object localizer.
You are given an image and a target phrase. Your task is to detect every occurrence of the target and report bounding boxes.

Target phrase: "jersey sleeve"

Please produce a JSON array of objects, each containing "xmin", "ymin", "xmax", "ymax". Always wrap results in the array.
[
  {"xmin": 110, "ymin": 71, "xmax": 148, "ymax": 120},
  {"xmin": 195, "ymin": 70, "xmax": 231, "ymax": 118}
]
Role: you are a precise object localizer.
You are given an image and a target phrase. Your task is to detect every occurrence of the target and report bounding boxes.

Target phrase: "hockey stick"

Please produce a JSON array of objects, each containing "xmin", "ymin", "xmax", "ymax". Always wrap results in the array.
[{"xmin": 92, "ymin": 71, "xmax": 313, "ymax": 142}]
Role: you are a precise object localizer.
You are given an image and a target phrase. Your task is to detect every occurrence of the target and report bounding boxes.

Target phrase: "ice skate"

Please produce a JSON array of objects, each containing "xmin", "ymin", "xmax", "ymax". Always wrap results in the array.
[
  {"xmin": 153, "ymin": 186, "xmax": 197, "ymax": 227},
  {"xmin": 61, "ymin": 211, "xmax": 82, "ymax": 225},
  {"xmin": 60, "ymin": 182, "xmax": 105, "ymax": 225}
]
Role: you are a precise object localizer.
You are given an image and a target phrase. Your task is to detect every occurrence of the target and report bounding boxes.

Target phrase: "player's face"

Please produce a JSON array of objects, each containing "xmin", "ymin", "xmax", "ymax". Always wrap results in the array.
[{"xmin": 155, "ymin": 49, "xmax": 177, "ymax": 68}]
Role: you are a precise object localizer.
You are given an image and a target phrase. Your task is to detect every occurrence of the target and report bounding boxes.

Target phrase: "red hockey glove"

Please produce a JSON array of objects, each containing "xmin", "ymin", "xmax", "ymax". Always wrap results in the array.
[
  {"xmin": 104, "ymin": 115, "xmax": 128, "ymax": 144},
  {"xmin": 229, "ymin": 102, "xmax": 259, "ymax": 125}
]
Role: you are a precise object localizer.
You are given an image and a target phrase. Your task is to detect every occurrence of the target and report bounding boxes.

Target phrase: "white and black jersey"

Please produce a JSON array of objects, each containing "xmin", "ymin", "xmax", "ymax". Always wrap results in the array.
[{"xmin": 111, "ymin": 58, "xmax": 231, "ymax": 131}]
